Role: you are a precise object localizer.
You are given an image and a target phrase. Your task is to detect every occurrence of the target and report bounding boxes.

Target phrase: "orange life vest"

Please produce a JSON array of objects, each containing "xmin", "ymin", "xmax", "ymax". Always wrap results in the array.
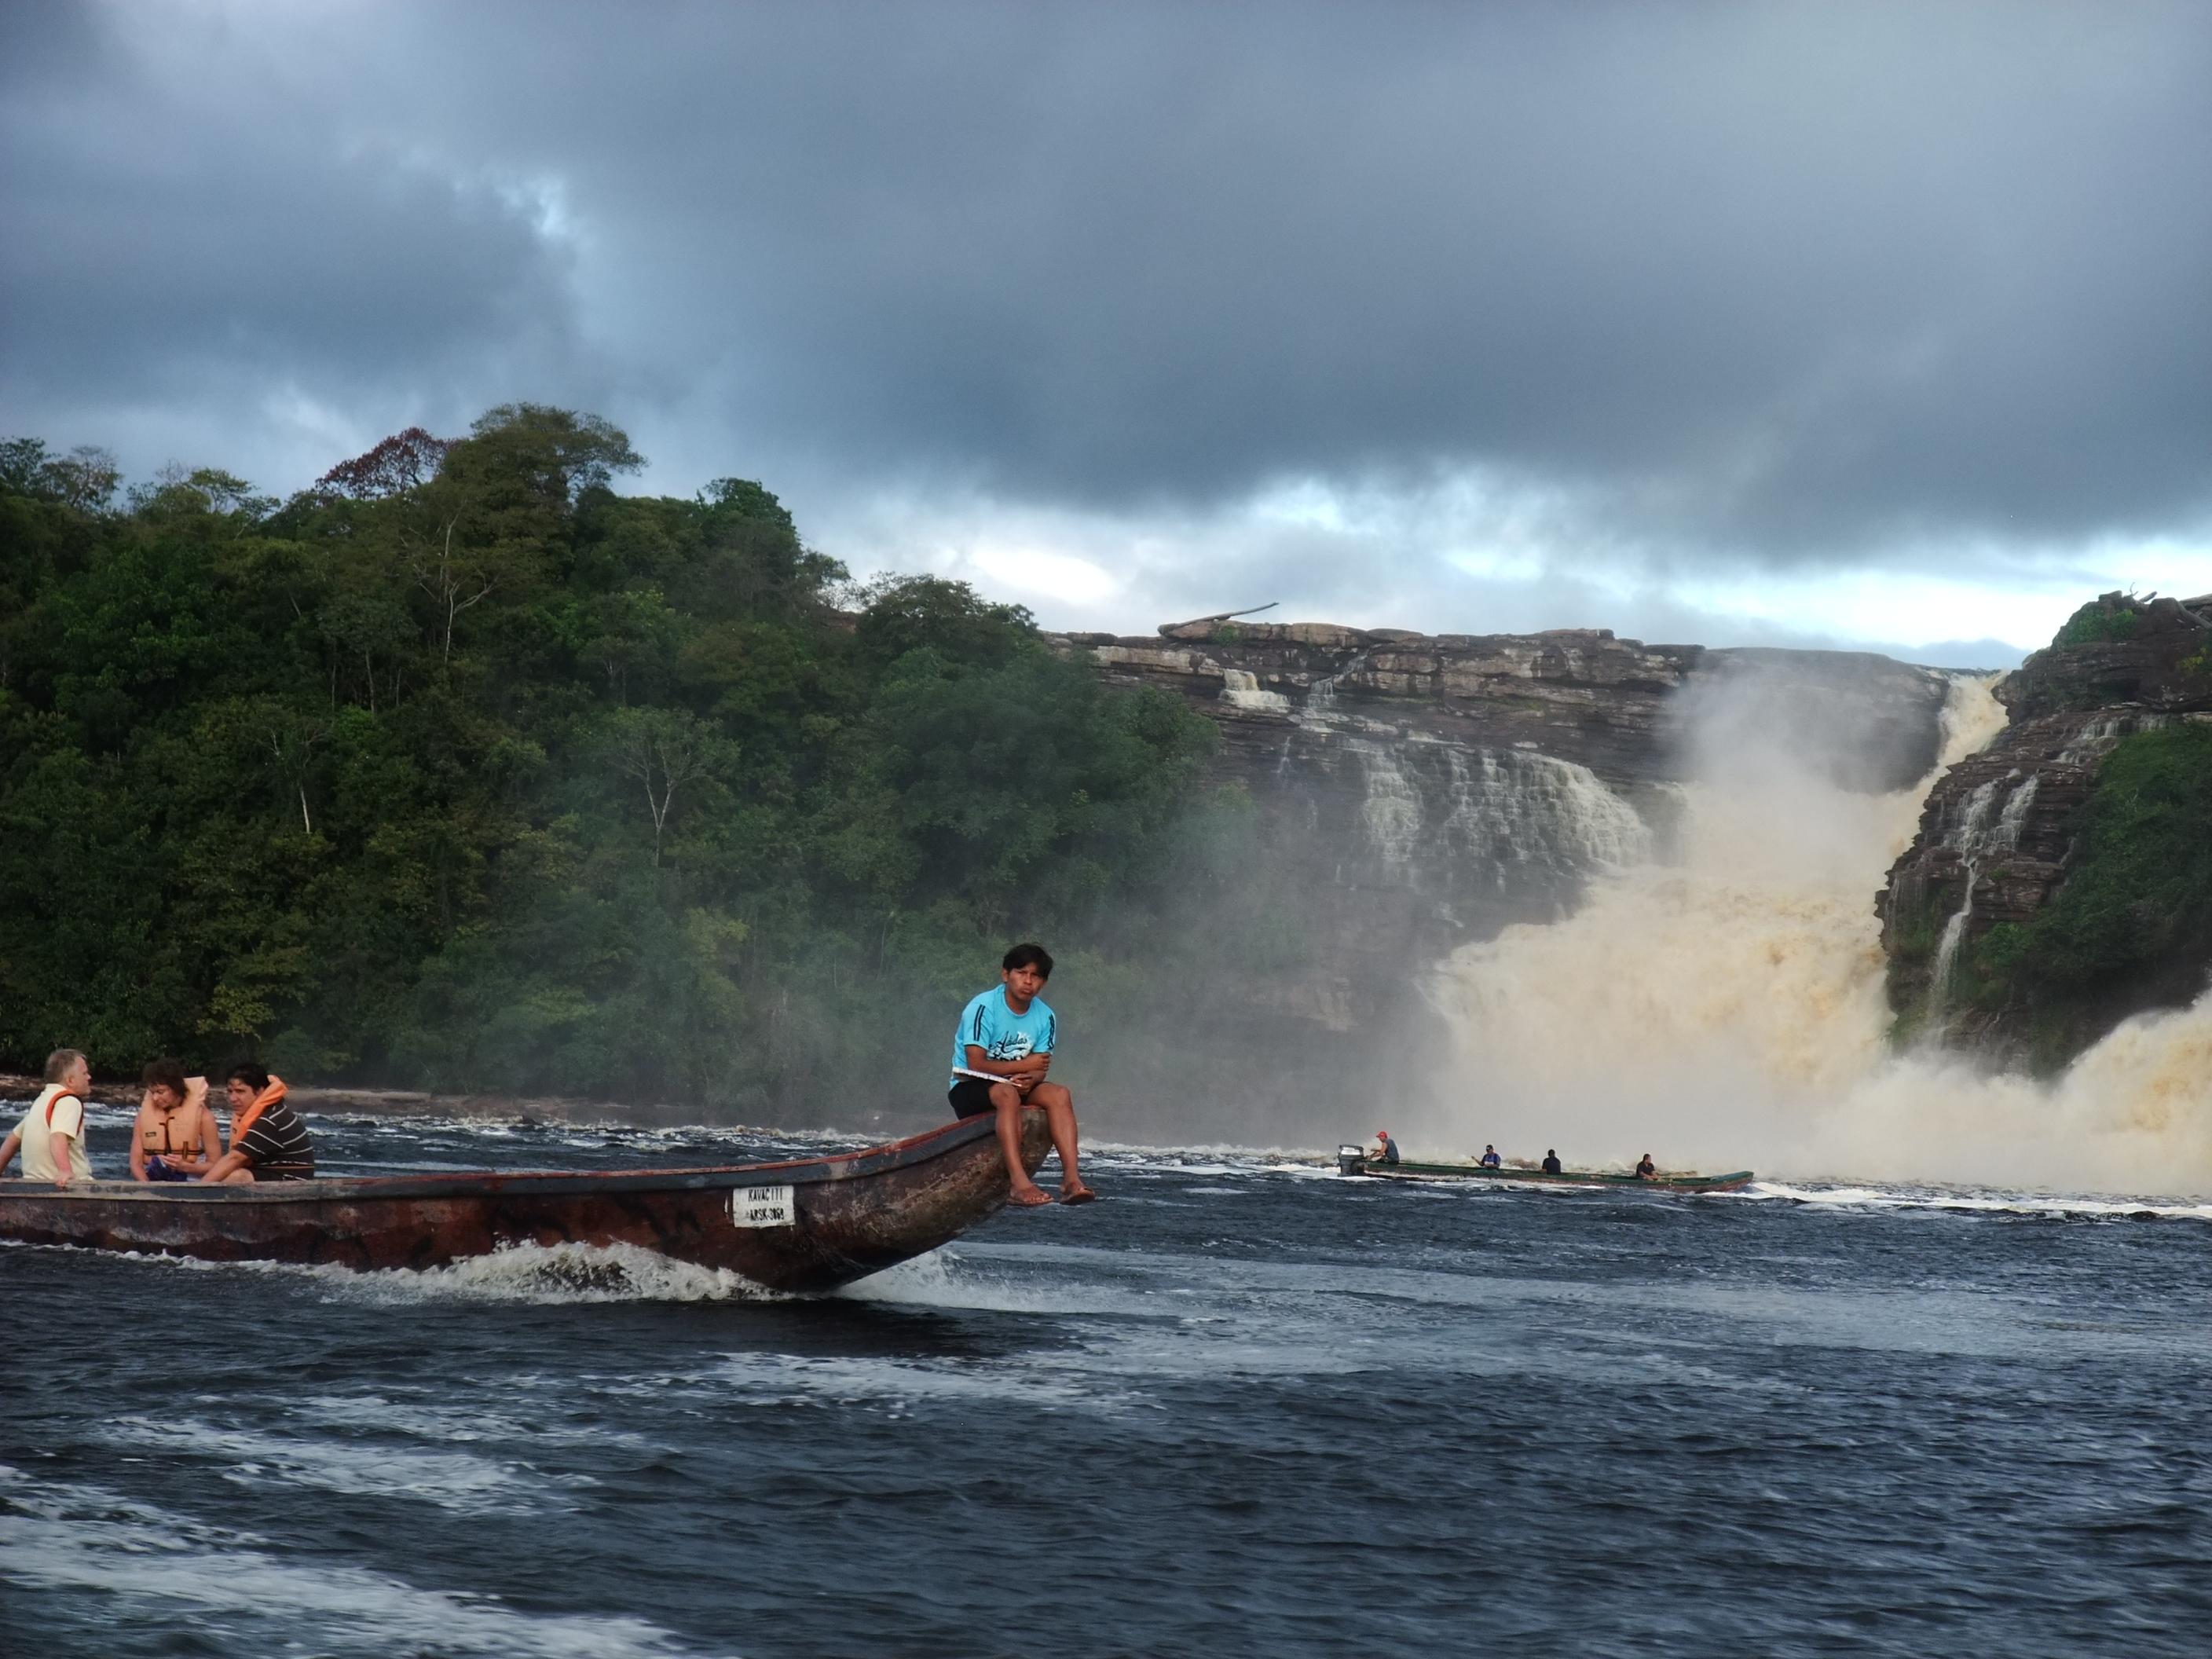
[{"xmin": 229, "ymin": 1077, "xmax": 288, "ymax": 1147}]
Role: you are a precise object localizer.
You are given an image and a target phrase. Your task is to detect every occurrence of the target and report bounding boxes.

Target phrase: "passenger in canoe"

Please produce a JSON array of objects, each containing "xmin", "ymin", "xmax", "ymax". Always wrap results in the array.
[
  {"xmin": 947, "ymin": 943, "xmax": 1093, "ymax": 1208},
  {"xmin": 0, "ymin": 1048, "xmax": 94, "ymax": 1188},
  {"xmin": 1541, "ymin": 1149, "xmax": 1562, "ymax": 1175},
  {"xmin": 199, "ymin": 1063, "xmax": 316, "ymax": 1184},
  {"xmin": 132, "ymin": 1059, "xmax": 220, "ymax": 1182},
  {"xmin": 1635, "ymin": 1153, "xmax": 1657, "ymax": 1179},
  {"xmin": 1478, "ymin": 1144, "xmax": 1502, "ymax": 1168}
]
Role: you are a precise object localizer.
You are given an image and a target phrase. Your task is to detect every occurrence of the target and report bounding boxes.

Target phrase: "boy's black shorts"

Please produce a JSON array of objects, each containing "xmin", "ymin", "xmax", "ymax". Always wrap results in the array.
[{"xmin": 948, "ymin": 1079, "xmax": 1002, "ymax": 1119}]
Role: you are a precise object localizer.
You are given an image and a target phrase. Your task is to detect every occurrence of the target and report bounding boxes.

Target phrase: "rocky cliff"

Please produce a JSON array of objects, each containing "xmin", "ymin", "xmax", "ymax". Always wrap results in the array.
[
  {"xmin": 1049, "ymin": 615, "xmax": 1953, "ymax": 1046},
  {"xmin": 1878, "ymin": 591, "xmax": 2212, "ymax": 1060}
]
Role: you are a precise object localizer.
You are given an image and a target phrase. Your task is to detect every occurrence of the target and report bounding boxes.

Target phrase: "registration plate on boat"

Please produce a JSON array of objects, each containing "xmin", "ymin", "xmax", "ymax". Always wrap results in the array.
[{"xmin": 731, "ymin": 1185, "xmax": 796, "ymax": 1228}]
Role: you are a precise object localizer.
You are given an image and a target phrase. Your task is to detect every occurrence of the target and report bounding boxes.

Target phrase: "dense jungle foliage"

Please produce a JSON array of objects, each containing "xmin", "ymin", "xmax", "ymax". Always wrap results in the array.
[
  {"xmin": 1961, "ymin": 722, "xmax": 2212, "ymax": 1068},
  {"xmin": 0, "ymin": 407, "xmax": 1280, "ymax": 1116}
]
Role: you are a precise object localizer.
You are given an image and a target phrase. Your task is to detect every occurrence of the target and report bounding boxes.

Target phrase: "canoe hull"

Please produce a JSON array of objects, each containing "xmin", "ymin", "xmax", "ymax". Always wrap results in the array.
[
  {"xmin": 1352, "ymin": 1158, "xmax": 1753, "ymax": 1194},
  {"xmin": 0, "ymin": 1111, "xmax": 1050, "ymax": 1293}
]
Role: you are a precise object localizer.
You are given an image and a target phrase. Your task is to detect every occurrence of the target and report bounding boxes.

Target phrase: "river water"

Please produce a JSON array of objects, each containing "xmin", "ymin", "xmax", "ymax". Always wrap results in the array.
[{"xmin": 5, "ymin": 1106, "xmax": 2210, "ymax": 1657}]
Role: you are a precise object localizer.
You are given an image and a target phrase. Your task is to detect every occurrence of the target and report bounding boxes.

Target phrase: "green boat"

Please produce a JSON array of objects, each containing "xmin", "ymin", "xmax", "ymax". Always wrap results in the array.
[{"xmin": 1338, "ymin": 1146, "xmax": 1752, "ymax": 1193}]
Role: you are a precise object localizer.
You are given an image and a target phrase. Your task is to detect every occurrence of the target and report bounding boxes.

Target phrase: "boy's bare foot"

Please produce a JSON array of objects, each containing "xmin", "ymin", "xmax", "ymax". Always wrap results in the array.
[
  {"xmin": 1008, "ymin": 1184, "xmax": 1053, "ymax": 1207},
  {"xmin": 1057, "ymin": 1181, "xmax": 1097, "ymax": 1205}
]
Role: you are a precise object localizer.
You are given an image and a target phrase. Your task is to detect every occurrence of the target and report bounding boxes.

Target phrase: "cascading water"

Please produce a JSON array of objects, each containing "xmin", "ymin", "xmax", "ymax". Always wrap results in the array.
[
  {"xmin": 1923, "ymin": 771, "xmax": 2042, "ymax": 1027},
  {"xmin": 1339, "ymin": 733, "xmax": 1650, "ymax": 897},
  {"xmin": 1346, "ymin": 738, "xmax": 1426, "ymax": 867},
  {"xmin": 1423, "ymin": 676, "xmax": 2212, "ymax": 1195},
  {"xmin": 1924, "ymin": 778, "xmax": 1998, "ymax": 1020},
  {"xmin": 1437, "ymin": 747, "xmax": 1653, "ymax": 881}
]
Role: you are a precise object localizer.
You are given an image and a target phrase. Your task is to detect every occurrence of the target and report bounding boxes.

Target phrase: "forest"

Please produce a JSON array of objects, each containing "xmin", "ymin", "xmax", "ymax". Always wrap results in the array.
[{"xmin": 0, "ymin": 406, "xmax": 1275, "ymax": 1118}]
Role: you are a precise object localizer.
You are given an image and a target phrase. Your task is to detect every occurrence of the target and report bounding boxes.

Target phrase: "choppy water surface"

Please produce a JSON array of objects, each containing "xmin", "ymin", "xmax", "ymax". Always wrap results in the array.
[{"xmin": 5, "ymin": 1108, "xmax": 2210, "ymax": 1657}]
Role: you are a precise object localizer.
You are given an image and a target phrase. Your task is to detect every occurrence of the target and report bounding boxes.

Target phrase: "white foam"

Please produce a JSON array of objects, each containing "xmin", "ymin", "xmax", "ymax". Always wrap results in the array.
[
  {"xmin": 1747, "ymin": 1181, "xmax": 2212, "ymax": 1223},
  {"xmin": 838, "ymin": 1246, "xmax": 1162, "ymax": 1317},
  {"xmin": 108, "ymin": 1415, "xmax": 591, "ymax": 1513},
  {"xmin": 334, "ymin": 1242, "xmax": 785, "ymax": 1306},
  {"xmin": 0, "ymin": 1465, "xmax": 720, "ymax": 1657},
  {"xmin": 707, "ymin": 1350, "xmax": 1112, "ymax": 1412},
  {"xmin": 0, "ymin": 1237, "xmax": 783, "ymax": 1303},
  {"xmin": 291, "ymin": 1392, "xmax": 648, "ymax": 1450}
]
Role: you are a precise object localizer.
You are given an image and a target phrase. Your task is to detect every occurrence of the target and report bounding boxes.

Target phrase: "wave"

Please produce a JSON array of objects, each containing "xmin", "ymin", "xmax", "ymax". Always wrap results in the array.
[
  {"xmin": 1744, "ymin": 1181, "xmax": 2212, "ymax": 1224},
  {"xmin": 337, "ymin": 1240, "xmax": 785, "ymax": 1306},
  {"xmin": 0, "ymin": 1465, "xmax": 721, "ymax": 1657},
  {"xmin": 108, "ymin": 1415, "xmax": 592, "ymax": 1514},
  {"xmin": 0, "ymin": 1239, "xmax": 784, "ymax": 1305},
  {"xmin": 705, "ymin": 1349, "xmax": 1117, "ymax": 1412}
]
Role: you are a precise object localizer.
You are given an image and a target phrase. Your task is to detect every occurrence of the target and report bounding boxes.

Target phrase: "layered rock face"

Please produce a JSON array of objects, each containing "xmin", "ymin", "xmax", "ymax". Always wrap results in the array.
[
  {"xmin": 1051, "ymin": 617, "xmax": 1952, "ymax": 1040},
  {"xmin": 1878, "ymin": 591, "xmax": 2212, "ymax": 1049}
]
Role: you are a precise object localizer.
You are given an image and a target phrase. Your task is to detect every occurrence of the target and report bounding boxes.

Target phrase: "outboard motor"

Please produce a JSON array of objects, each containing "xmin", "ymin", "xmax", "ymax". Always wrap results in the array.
[{"xmin": 1338, "ymin": 1144, "xmax": 1368, "ymax": 1177}]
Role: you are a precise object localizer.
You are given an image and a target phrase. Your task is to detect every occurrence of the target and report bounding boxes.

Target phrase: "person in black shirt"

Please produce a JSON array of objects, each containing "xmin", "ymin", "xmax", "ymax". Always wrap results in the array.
[
  {"xmin": 1541, "ymin": 1149, "xmax": 1562, "ymax": 1175},
  {"xmin": 1635, "ymin": 1152, "xmax": 1657, "ymax": 1179},
  {"xmin": 200, "ymin": 1062, "xmax": 317, "ymax": 1184}
]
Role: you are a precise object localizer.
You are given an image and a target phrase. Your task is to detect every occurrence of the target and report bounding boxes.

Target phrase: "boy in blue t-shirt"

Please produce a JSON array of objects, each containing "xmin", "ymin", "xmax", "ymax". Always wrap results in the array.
[{"xmin": 947, "ymin": 943, "xmax": 1093, "ymax": 1207}]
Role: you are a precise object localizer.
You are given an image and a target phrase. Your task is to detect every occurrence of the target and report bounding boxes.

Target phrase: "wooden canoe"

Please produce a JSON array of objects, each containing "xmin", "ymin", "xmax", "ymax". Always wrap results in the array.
[
  {"xmin": 1346, "ymin": 1154, "xmax": 1752, "ymax": 1194},
  {"xmin": 0, "ymin": 1109, "xmax": 1049, "ymax": 1293}
]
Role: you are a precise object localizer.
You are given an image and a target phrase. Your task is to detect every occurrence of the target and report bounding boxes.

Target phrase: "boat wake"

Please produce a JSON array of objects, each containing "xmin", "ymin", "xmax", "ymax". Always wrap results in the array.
[
  {"xmin": 0, "ymin": 1236, "xmax": 787, "ymax": 1304},
  {"xmin": 341, "ymin": 1241, "xmax": 788, "ymax": 1306},
  {"xmin": 0, "ymin": 1464, "xmax": 721, "ymax": 1657}
]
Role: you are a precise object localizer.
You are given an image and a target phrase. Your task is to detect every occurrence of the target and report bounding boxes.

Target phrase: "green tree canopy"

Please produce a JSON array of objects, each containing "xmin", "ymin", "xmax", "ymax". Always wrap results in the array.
[{"xmin": 0, "ymin": 408, "xmax": 1225, "ymax": 1117}]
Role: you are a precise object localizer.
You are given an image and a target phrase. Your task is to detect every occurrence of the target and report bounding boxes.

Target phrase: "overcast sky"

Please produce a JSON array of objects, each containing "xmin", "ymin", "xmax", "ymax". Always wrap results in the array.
[{"xmin": 5, "ymin": 1, "xmax": 2210, "ymax": 664}]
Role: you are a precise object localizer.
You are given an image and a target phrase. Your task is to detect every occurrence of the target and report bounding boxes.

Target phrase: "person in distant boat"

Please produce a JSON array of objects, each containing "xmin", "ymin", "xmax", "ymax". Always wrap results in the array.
[
  {"xmin": 1369, "ymin": 1130, "xmax": 1400, "ymax": 1166},
  {"xmin": 131, "ymin": 1060, "xmax": 219, "ymax": 1182},
  {"xmin": 0, "ymin": 1048, "xmax": 94, "ymax": 1188},
  {"xmin": 199, "ymin": 1062, "xmax": 316, "ymax": 1184},
  {"xmin": 1541, "ymin": 1149, "xmax": 1562, "ymax": 1175},
  {"xmin": 947, "ymin": 943, "xmax": 1093, "ymax": 1208},
  {"xmin": 1478, "ymin": 1144, "xmax": 1502, "ymax": 1169},
  {"xmin": 1635, "ymin": 1153, "xmax": 1657, "ymax": 1179}
]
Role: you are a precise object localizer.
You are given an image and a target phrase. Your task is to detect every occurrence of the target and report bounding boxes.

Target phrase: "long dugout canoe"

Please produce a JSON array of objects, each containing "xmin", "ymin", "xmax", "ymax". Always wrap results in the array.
[
  {"xmin": 0, "ymin": 1109, "xmax": 1050, "ymax": 1293},
  {"xmin": 1344, "ymin": 1153, "xmax": 1753, "ymax": 1194}
]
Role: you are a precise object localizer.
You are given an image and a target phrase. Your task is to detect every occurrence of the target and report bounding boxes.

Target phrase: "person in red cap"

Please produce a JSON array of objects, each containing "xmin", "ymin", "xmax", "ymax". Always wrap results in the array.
[{"xmin": 1368, "ymin": 1129, "xmax": 1401, "ymax": 1166}]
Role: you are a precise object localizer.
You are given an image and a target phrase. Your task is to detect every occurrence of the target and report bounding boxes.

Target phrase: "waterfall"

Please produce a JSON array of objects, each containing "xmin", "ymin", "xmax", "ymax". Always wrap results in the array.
[
  {"xmin": 1925, "ymin": 769, "xmax": 2042, "ymax": 1027},
  {"xmin": 1925, "ymin": 779, "xmax": 2001, "ymax": 1025},
  {"xmin": 1347, "ymin": 738, "xmax": 1426, "ymax": 866},
  {"xmin": 1219, "ymin": 668, "xmax": 1291, "ymax": 714},
  {"xmin": 1420, "ymin": 675, "xmax": 2212, "ymax": 1195},
  {"xmin": 1339, "ymin": 732, "xmax": 1651, "ymax": 898},
  {"xmin": 1298, "ymin": 648, "xmax": 1369, "ymax": 729},
  {"xmin": 1437, "ymin": 747, "xmax": 1651, "ymax": 881}
]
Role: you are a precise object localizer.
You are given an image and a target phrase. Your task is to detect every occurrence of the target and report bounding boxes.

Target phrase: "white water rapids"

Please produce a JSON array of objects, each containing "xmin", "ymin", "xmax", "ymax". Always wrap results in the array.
[{"xmin": 1423, "ymin": 677, "xmax": 2212, "ymax": 1195}]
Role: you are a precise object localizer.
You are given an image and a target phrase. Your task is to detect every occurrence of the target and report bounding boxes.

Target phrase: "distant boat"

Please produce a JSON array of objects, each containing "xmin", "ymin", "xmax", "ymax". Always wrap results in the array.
[
  {"xmin": 0, "ymin": 1111, "xmax": 1050, "ymax": 1293},
  {"xmin": 1339, "ymin": 1146, "xmax": 1752, "ymax": 1194}
]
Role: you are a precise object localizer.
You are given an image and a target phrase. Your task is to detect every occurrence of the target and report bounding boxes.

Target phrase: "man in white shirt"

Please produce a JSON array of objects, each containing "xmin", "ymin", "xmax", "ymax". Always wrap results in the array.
[{"xmin": 0, "ymin": 1048, "xmax": 95, "ymax": 1188}]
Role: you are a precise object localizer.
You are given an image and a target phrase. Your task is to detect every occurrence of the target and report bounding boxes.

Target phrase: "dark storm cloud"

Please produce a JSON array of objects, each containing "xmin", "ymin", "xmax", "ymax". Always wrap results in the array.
[
  {"xmin": 3, "ymin": 0, "xmax": 2209, "ymax": 571},
  {"xmin": 1, "ymin": 8, "xmax": 589, "ymax": 423}
]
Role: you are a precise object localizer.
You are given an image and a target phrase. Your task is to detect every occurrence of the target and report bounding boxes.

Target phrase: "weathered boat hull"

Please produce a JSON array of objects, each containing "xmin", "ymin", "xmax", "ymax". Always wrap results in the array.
[
  {"xmin": 0, "ymin": 1111, "xmax": 1050, "ymax": 1293},
  {"xmin": 1348, "ymin": 1156, "xmax": 1753, "ymax": 1194}
]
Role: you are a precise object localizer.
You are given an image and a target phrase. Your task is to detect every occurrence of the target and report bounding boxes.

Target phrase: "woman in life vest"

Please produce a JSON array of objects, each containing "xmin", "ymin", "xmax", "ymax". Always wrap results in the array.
[{"xmin": 130, "ymin": 1057, "xmax": 220, "ymax": 1182}]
